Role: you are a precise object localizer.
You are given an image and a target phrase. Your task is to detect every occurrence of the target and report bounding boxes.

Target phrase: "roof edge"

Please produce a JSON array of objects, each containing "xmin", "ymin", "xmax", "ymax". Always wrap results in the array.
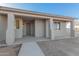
[{"xmin": 0, "ymin": 6, "xmax": 77, "ymax": 19}]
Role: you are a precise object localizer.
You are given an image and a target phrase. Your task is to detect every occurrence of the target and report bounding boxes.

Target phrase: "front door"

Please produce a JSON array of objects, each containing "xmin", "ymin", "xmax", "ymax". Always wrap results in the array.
[{"xmin": 26, "ymin": 23, "xmax": 31, "ymax": 36}]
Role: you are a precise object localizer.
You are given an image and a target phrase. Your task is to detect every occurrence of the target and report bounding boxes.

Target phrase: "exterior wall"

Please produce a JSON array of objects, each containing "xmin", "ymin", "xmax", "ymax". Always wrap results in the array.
[
  {"xmin": 0, "ymin": 15, "xmax": 7, "ymax": 41},
  {"xmin": 54, "ymin": 22, "xmax": 70, "ymax": 39},
  {"xmin": 0, "ymin": 14, "xmax": 71, "ymax": 40},
  {"xmin": 23, "ymin": 21, "xmax": 27, "ymax": 36},
  {"xmin": 45, "ymin": 20, "xmax": 71, "ymax": 39},
  {"xmin": 15, "ymin": 17, "xmax": 23, "ymax": 38},
  {"xmin": 35, "ymin": 19, "xmax": 45, "ymax": 37},
  {"xmin": 30, "ymin": 21, "xmax": 35, "ymax": 36},
  {"xmin": 23, "ymin": 20, "xmax": 35, "ymax": 36},
  {"xmin": 0, "ymin": 14, "xmax": 72, "ymax": 41},
  {"xmin": 15, "ymin": 18, "xmax": 35, "ymax": 38}
]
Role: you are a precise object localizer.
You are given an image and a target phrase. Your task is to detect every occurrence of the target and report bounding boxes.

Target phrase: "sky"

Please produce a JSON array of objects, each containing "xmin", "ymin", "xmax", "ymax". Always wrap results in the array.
[{"xmin": 0, "ymin": 3, "xmax": 79, "ymax": 19}]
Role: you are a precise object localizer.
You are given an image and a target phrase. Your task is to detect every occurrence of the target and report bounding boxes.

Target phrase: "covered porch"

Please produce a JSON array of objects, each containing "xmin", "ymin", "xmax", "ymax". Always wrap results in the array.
[{"xmin": 0, "ymin": 12, "xmax": 75, "ymax": 45}]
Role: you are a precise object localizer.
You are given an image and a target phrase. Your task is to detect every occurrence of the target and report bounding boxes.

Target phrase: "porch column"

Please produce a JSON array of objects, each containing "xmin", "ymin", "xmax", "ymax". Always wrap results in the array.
[
  {"xmin": 46, "ymin": 19, "xmax": 49, "ymax": 38},
  {"xmin": 49, "ymin": 18, "xmax": 54, "ymax": 40},
  {"xmin": 6, "ymin": 13, "xmax": 15, "ymax": 45},
  {"xmin": 70, "ymin": 20, "xmax": 75, "ymax": 37}
]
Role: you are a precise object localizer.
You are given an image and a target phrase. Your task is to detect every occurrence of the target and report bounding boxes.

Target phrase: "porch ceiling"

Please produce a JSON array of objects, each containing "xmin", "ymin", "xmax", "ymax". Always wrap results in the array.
[
  {"xmin": 22, "ymin": 16, "xmax": 35, "ymax": 20},
  {"xmin": 16, "ymin": 15, "xmax": 47, "ymax": 21},
  {"xmin": 53, "ymin": 19, "xmax": 71, "ymax": 22}
]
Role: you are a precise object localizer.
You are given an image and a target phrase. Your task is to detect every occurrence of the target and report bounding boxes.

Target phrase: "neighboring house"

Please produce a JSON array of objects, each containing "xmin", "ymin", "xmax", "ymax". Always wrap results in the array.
[
  {"xmin": 74, "ymin": 20, "xmax": 79, "ymax": 37},
  {"xmin": 0, "ymin": 6, "xmax": 76, "ymax": 45}
]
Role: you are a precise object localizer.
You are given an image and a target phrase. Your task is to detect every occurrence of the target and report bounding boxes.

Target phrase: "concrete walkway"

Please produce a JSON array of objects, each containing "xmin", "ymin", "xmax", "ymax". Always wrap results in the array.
[
  {"xmin": 18, "ymin": 37, "xmax": 79, "ymax": 56},
  {"xmin": 18, "ymin": 42, "xmax": 44, "ymax": 56}
]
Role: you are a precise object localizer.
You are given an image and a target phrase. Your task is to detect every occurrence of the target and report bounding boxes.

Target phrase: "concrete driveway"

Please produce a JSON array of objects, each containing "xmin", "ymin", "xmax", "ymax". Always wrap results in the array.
[{"xmin": 37, "ymin": 37, "xmax": 79, "ymax": 56}]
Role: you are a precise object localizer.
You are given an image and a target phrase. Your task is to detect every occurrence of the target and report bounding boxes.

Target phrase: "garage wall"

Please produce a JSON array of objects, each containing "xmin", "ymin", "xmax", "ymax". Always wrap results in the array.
[{"xmin": 0, "ymin": 15, "xmax": 7, "ymax": 41}]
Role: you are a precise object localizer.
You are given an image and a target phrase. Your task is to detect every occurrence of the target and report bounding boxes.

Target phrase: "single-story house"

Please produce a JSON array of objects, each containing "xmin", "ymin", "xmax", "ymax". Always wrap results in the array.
[{"xmin": 0, "ymin": 6, "xmax": 76, "ymax": 45}]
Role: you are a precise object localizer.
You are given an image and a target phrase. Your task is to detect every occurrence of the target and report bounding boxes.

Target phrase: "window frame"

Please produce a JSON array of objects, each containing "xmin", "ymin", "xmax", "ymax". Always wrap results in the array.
[
  {"xmin": 54, "ymin": 22, "xmax": 60, "ymax": 30},
  {"xmin": 16, "ymin": 19, "xmax": 19, "ymax": 29}
]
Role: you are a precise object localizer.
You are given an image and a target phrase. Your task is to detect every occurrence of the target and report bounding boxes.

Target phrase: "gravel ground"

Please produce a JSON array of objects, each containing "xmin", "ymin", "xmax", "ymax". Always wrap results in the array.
[
  {"xmin": 0, "ymin": 44, "xmax": 22, "ymax": 56},
  {"xmin": 37, "ymin": 38, "xmax": 79, "ymax": 56}
]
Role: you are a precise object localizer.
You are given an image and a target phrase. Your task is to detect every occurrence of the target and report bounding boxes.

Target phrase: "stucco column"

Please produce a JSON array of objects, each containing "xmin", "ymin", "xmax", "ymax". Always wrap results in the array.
[
  {"xmin": 46, "ymin": 19, "xmax": 49, "ymax": 38},
  {"xmin": 70, "ymin": 20, "xmax": 75, "ymax": 37},
  {"xmin": 6, "ymin": 13, "xmax": 15, "ymax": 45},
  {"xmin": 49, "ymin": 18, "xmax": 54, "ymax": 40}
]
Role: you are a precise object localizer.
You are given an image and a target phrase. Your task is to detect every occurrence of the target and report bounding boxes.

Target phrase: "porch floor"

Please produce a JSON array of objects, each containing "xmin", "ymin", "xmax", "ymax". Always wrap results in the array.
[
  {"xmin": 15, "ymin": 36, "xmax": 49, "ymax": 44},
  {"xmin": 15, "ymin": 36, "xmax": 75, "ymax": 45}
]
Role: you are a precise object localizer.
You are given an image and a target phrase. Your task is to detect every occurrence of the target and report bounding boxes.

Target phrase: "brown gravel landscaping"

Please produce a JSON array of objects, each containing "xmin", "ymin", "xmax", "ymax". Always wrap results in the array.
[{"xmin": 0, "ymin": 44, "xmax": 22, "ymax": 56}]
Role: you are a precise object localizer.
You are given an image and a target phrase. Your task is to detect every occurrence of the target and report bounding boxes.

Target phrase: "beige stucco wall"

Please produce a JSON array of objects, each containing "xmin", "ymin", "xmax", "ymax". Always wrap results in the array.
[
  {"xmin": 0, "ymin": 14, "xmax": 71, "ymax": 40},
  {"xmin": 54, "ymin": 22, "xmax": 70, "ymax": 39},
  {"xmin": 15, "ymin": 17, "xmax": 23, "ymax": 38},
  {"xmin": 30, "ymin": 21, "xmax": 35, "ymax": 36},
  {"xmin": 23, "ymin": 21, "xmax": 27, "ymax": 36},
  {"xmin": 16, "ymin": 18, "xmax": 46, "ymax": 38},
  {"xmin": 15, "ymin": 17, "xmax": 35, "ymax": 38},
  {"xmin": 35, "ymin": 19, "xmax": 45, "ymax": 37},
  {"xmin": 15, "ymin": 18, "xmax": 71, "ymax": 39},
  {"xmin": 45, "ymin": 20, "xmax": 71, "ymax": 39},
  {"xmin": 0, "ymin": 14, "xmax": 7, "ymax": 41}
]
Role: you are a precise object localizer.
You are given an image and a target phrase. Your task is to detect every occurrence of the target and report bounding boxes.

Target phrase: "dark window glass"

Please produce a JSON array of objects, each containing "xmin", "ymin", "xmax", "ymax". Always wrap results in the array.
[{"xmin": 54, "ymin": 22, "xmax": 60, "ymax": 30}]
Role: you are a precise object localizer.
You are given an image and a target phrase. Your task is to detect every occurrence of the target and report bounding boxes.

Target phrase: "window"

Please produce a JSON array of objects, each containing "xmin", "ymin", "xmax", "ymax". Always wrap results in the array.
[
  {"xmin": 16, "ymin": 19, "xmax": 19, "ymax": 29},
  {"xmin": 54, "ymin": 22, "xmax": 60, "ymax": 30}
]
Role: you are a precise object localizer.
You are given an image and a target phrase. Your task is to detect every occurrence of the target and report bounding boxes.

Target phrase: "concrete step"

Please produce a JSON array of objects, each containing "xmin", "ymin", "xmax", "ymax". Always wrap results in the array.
[{"xmin": 18, "ymin": 42, "xmax": 44, "ymax": 56}]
